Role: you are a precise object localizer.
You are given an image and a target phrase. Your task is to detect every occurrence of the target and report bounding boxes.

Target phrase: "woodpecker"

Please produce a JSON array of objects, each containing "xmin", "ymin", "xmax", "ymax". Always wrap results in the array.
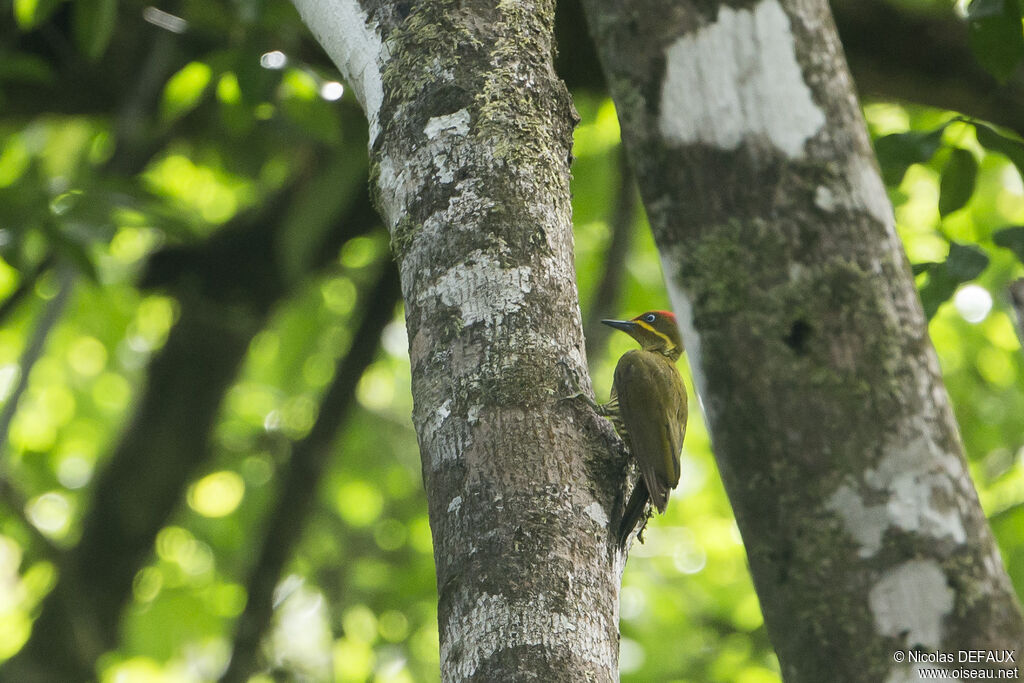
[{"xmin": 600, "ymin": 310, "xmax": 687, "ymax": 548}]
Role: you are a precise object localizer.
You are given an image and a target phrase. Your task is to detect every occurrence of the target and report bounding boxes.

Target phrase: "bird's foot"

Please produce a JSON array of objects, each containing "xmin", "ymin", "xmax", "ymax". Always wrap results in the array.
[{"xmin": 559, "ymin": 391, "xmax": 601, "ymax": 413}]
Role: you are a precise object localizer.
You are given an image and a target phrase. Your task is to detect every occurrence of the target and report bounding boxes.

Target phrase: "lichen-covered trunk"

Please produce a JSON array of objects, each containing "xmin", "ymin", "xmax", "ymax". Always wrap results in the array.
[
  {"xmin": 290, "ymin": 1, "xmax": 625, "ymax": 680},
  {"xmin": 580, "ymin": 0, "xmax": 1024, "ymax": 680}
]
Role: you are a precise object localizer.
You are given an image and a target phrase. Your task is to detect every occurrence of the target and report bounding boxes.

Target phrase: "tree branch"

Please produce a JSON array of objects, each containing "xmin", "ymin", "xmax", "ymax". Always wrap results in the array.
[
  {"xmin": 0, "ymin": 265, "xmax": 74, "ymax": 561},
  {"xmin": 0, "ymin": 267, "xmax": 73, "ymax": 460},
  {"xmin": 1008, "ymin": 279, "xmax": 1024, "ymax": 353},
  {"xmin": 830, "ymin": 0, "xmax": 1024, "ymax": 136},
  {"xmin": 583, "ymin": 148, "xmax": 635, "ymax": 358},
  {"xmin": 0, "ymin": 255, "xmax": 56, "ymax": 331},
  {"xmin": 553, "ymin": 0, "xmax": 1024, "ymax": 136}
]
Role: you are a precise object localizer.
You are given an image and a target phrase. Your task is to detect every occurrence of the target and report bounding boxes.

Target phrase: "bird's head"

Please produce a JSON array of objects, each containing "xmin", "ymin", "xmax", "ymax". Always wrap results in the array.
[{"xmin": 602, "ymin": 310, "xmax": 683, "ymax": 360}]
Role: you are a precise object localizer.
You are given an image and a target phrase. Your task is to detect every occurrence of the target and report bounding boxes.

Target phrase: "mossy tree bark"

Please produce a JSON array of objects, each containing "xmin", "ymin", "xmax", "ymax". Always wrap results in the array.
[
  {"xmin": 290, "ymin": 0, "xmax": 628, "ymax": 680},
  {"xmin": 580, "ymin": 0, "xmax": 1024, "ymax": 680}
]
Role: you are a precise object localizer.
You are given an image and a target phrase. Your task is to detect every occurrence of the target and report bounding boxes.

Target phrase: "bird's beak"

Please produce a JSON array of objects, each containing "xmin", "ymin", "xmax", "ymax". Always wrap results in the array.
[{"xmin": 601, "ymin": 319, "xmax": 637, "ymax": 333}]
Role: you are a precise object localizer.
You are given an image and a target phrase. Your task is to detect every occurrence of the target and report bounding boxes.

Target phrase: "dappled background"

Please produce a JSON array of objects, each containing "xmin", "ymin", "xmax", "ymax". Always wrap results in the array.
[{"xmin": 1, "ymin": 0, "xmax": 1023, "ymax": 681}]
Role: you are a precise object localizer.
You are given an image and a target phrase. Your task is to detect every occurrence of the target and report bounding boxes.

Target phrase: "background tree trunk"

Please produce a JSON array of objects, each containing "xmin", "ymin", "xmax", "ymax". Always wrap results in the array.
[
  {"xmin": 290, "ymin": 0, "xmax": 629, "ymax": 679},
  {"xmin": 580, "ymin": 0, "xmax": 1024, "ymax": 680}
]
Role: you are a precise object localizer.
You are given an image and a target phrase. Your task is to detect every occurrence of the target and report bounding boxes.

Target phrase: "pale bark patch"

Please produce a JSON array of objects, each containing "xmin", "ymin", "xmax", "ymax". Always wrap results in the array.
[
  {"xmin": 814, "ymin": 155, "xmax": 894, "ymax": 228},
  {"xmin": 814, "ymin": 185, "xmax": 837, "ymax": 212},
  {"xmin": 864, "ymin": 424, "xmax": 968, "ymax": 545},
  {"xmin": 440, "ymin": 592, "xmax": 615, "ymax": 680},
  {"xmin": 659, "ymin": 253, "xmax": 708, "ymax": 421},
  {"xmin": 290, "ymin": 0, "xmax": 388, "ymax": 142},
  {"xmin": 827, "ymin": 418, "xmax": 967, "ymax": 557},
  {"xmin": 658, "ymin": 0, "xmax": 825, "ymax": 157},
  {"xmin": 425, "ymin": 109, "xmax": 472, "ymax": 139},
  {"xmin": 424, "ymin": 108, "xmax": 472, "ymax": 183},
  {"xmin": 824, "ymin": 483, "xmax": 890, "ymax": 557},
  {"xmin": 849, "ymin": 154, "xmax": 895, "ymax": 227},
  {"xmin": 584, "ymin": 501, "xmax": 610, "ymax": 528},
  {"xmin": 423, "ymin": 252, "xmax": 533, "ymax": 327},
  {"xmin": 869, "ymin": 559, "xmax": 953, "ymax": 649}
]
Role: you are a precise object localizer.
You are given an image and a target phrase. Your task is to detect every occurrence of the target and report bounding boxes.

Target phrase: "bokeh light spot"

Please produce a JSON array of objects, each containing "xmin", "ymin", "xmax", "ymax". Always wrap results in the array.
[
  {"xmin": 188, "ymin": 470, "xmax": 245, "ymax": 518},
  {"xmin": 340, "ymin": 236, "xmax": 378, "ymax": 269},
  {"xmin": 335, "ymin": 481, "xmax": 384, "ymax": 527},
  {"xmin": 260, "ymin": 50, "xmax": 287, "ymax": 70},
  {"xmin": 378, "ymin": 609, "xmax": 410, "ymax": 642},
  {"xmin": 953, "ymin": 284, "xmax": 992, "ymax": 323},
  {"xmin": 68, "ymin": 336, "xmax": 108, "ymax": 376},
  {"xmin": 342, "ymin": 605, "xmax": 378, "ymax": 643},
  {"xmin": 321, "ymin": 276, "xmax": 356, "ymax": 315},
  {"xmin": 319, "ymin": 81, "xmax": 344, "ymax": 101},
  {"xmin": 26, "ymin": 491, "xmax": 71, "ymax": 538}
]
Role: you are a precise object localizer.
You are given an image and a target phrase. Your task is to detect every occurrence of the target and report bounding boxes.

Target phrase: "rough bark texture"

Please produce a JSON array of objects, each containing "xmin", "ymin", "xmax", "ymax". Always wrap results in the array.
[
  {"xmin": 579, "ymin": 0, "xmax": 1024, "ymax": 680},
  {"xmin": 290, "ymin": 0, "xmax": 627, "ymax": 680}
]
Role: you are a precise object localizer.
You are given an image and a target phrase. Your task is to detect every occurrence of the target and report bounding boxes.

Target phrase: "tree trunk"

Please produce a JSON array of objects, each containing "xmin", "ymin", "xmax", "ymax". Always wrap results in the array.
[
  {"xmin": 580, "ymin": 0, "xmax": 1024, "ymax": 680},
  {"xmin": 290, "ymin": 1, "xmax": 627, "ymax": 680}
]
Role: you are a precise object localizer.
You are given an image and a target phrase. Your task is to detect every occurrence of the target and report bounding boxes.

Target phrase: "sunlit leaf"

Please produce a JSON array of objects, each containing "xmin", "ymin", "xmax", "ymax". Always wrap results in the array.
[
  {"xmin": 160, "ymin": 61, "xmax": 213, "ymax": 122},
  {"xmin": 188, "ymin": 470, "xmax": 245, "ymax": 518},
  {"xmin": 13, "ymin": 0, "xmax": 64, "ymax": 29}
]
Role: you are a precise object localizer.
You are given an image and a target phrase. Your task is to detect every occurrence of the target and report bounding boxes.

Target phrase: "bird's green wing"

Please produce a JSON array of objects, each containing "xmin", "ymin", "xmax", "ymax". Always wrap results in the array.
[{"xmin": 613, "ymin": 350, "xmax": 687, "ymax": 512}]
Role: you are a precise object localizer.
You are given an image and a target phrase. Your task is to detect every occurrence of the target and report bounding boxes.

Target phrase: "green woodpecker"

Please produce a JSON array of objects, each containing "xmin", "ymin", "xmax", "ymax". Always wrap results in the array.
[{"xmin": 600, "ymin": 310, "xmax": 687, "ymax": 547}]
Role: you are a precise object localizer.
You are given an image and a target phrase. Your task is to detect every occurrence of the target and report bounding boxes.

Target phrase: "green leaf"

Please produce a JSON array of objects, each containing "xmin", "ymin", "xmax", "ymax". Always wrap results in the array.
[
  {"xmin": 938, "ymin": 148, "xmax": 978, "ymax": 217},
  {"xmin": 161, "ymin": 62, "xmax": 213, "ymax": 122},
  {"xmin": 233, "ymin": 47, "xmax": 281, "ymax": 105},
  {"xmin": 72, "ymin": 0, "xmax": 118, "ymax": 61},
  {"xmin": 968, "ymin": 0, "xmax": 1024, "ymax": 82},
  {"xmin": 974, "ymin": 122, "xmax": 1024, "ymax": 176},
  {"xmin": 945, "ymin": 241, "xmax": 989, "ymax": 280},
  {"xmin": 911, "ymin": 262, "xmax": 938, "ymax": 276},
  {"xmin": 917, "ymin": 242, "xmax": 990, "ymax": 318},
  {"xmin": 874, "ymin": 127, "xmax": 946, "ymax": 186},
  {"xmin": 13, "ymin": 0, "xmax": 64, "ymax": 29},
  {"xmin": 993, "ymin": 225, "xmax": 1024, "ymax": 262},
  {"xmin": 0, "ymin": 52, "xmax": 56, "ymax": 84}
]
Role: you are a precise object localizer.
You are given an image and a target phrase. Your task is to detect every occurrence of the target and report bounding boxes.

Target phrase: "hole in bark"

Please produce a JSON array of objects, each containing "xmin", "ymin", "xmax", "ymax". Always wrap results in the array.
[{"xmin": 784, "ymin": 319, "xmax": 812, "ymax": 355}]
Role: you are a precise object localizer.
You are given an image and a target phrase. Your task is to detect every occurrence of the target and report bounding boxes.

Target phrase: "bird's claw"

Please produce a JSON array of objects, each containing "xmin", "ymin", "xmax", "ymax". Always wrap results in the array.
[{"xmin": 560, "ymin": 391, "xmax": 600, "ymax": 412}]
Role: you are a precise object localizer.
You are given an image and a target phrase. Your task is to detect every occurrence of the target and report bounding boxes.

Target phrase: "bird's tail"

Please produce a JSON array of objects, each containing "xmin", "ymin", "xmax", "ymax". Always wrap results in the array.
[{"xmin": 617, "ymin": 479, "xmax": 650, "ymax": 549}]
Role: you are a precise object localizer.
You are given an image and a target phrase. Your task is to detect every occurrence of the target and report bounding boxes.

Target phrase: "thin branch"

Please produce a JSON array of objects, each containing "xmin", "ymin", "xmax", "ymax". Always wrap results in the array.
[
  {"xmin": 0, "ymin": 254, "xmax": 56, "ymax": 329},
  {"xmin": 0, "ymin": 267, "xmax": 75, "ymax": 458},
  {"xmin": 584, "ymin": 147, "xmax": 636, "ymax": 358},
  {"xmin": 1008, "ymin": 279, "xmax": 1024, "ymax": 354},
  {"xmin": 220, "ymin": 260, "xmax": 402, "ymax": 683},
  {"xmin": 0, "ymin": 266, "xmax": 75, "ymax": 563}
]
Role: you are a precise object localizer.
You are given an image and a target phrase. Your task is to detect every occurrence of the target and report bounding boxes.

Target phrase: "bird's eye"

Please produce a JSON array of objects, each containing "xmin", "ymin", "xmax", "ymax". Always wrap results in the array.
[{"xmin": 644, "ymin": 313, "xmax": 656, "ymax": 323}]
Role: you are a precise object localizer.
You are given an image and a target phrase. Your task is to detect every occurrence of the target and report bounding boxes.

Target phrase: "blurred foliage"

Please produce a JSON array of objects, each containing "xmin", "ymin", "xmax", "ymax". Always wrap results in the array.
[
  {"xmin": 967, "ymin": 0, "xmax": 1024, "ymax": 81},
  {"xmin": 0, "ymin": 0, "xmax": 1022, "ymax": 682}
]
